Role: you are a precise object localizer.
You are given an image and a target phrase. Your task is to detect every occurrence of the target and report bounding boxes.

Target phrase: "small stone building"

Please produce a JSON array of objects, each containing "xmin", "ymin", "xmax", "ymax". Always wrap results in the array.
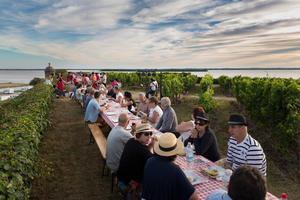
[{"xmin": 44, "ymin": 63, "xmax": 55, "ymax": 79}]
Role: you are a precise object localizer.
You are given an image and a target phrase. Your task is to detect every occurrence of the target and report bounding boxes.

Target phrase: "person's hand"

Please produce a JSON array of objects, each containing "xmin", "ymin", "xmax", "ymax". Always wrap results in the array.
[{"xmin": 191, "ymin": 128, "xmax": 198, "ymax": 138}]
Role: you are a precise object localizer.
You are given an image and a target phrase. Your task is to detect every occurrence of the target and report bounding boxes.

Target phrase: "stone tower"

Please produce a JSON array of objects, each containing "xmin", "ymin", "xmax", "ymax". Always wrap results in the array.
[{"xmin": 44, "ymin": 62, "xmax": 55, "ymax": 79}]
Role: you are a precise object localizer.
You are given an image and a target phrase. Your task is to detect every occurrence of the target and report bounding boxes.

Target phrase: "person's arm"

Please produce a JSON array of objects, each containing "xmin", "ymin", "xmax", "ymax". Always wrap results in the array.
[
  {"xmin": 121, "ymin": 100, "xmax": 133, "ymax": 107},
  {"xmin": 176, "ymin": 121, "xmax": 194, "ymax": 133},
  {"xmin": 189, "ymin": 191, "xmax": 199, "ymax": 200},
  {"xmin": 155, "ymin": 114, "xmax": 163, "ymax": 130},
  {"xmin": 147, "ymin": 110, "xmax": 159, "ymax": 124},
  {"xmin": 160, "ymin": 108, "xmax": 174, "ymax": 132},
  {"xmin": 115, "ymin": 96, "xmax": 122, "ymax": 104},
  {"xmin": 193, "ymin": 131, "xmax": 214, "ymax": 155},
  {"xmin": 225, "ymin": 139, "xmax": 233, "ymax": 169}
]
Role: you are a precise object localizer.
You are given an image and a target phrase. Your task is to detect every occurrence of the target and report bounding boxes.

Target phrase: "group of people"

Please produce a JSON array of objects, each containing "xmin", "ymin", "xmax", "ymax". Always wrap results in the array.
[
  {"xmin": 104, "ymin": 112, "xmax": 267, "ymax": 200},
  {"xmin": 78, "ymin": 75, "xmax": 268, "ymax": 200}
]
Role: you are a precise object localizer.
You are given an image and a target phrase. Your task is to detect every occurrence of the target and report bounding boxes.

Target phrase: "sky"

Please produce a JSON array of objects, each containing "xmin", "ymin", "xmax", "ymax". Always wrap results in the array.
[{"xmin": 0, "ymin": 0, "xmax": 300, "ymax": 69}]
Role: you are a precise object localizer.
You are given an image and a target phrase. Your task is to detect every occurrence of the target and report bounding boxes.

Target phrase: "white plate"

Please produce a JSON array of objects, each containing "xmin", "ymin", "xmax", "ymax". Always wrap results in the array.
[
  {"xmin": 202, "ymin": 165, "xmax": 225, "ymax": 178},
  {"xmin": 111, "ymin": 118, "xmax": 118, "ymax": 123},
  {"xmin": 184, "ymin": 170, "xmax": 208, "ymax": 185},
  {"xmin": 106, "ymin": 112, "xmax": 117, "ymax": 116}
]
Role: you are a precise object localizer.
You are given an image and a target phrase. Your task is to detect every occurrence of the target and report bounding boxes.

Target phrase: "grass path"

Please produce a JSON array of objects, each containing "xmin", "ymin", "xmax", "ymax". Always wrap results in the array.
[{"xmin": 30, "ymin": 97, "xmax": 121, "ymax": 200}]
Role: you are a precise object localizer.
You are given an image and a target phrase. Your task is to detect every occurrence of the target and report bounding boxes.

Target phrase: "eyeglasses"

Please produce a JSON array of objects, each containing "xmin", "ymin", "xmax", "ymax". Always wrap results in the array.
[
  {"xmin": 143, "ymin": 132, "xmax": 153, "ymax": 136},
  {"xmin": 195, "ymin": 122, "xmax": 207, "ymax": 126}
]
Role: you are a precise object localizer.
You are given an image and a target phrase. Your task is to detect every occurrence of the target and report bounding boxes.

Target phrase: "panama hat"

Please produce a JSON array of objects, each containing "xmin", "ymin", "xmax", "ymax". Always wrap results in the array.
[
  {"xmin": 135, "ymin": 123, "xmax": 152, "ymax": 134},
  {"xmin": 154, "ymin": 133, "xmax": 184, "ymax": 157}
]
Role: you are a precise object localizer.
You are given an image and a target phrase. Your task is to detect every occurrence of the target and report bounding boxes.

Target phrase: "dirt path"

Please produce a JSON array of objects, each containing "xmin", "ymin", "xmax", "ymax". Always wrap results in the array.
[{"xmin": 30, "ymin": 97, "xmax": 121, "ymax": 200}]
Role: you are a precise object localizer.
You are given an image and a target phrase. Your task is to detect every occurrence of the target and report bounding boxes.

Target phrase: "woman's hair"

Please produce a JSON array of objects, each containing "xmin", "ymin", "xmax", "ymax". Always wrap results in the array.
[
  {"xmin": 114, "ymin": 86, "xmax": 120, "ymax": 91},
  {"xmin": 124, "ymin": 91, "xmax": 132, "ymax": 99},
  {"xmin": 149, "ymin": 96, "xmax": 158, "ymax": 105},
  {"xmin": 192, "ymin": 106, "xmax": 205, "ymax": 119}
]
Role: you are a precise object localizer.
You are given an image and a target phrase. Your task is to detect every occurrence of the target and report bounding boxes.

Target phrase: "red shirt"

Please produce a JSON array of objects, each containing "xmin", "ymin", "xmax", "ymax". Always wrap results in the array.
[{"xmin": 57, "ymin": 80, "xmax": 64, "ymax": 91}]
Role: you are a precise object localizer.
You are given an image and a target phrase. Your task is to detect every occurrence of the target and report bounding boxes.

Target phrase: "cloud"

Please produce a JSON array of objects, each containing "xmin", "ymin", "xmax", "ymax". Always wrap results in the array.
[{"xmin": 0, "ymin": 0, "xmax": 300, "ymax": 68}]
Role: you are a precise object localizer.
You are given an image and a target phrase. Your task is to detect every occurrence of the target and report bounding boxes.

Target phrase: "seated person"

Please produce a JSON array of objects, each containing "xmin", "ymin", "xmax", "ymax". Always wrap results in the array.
[
  {"xmin": 145, "ymin": 96, "xmax": 163, "ymax": 128},
  {"xmin": 137, "ymin": 92, "xmax": 149, "ymax": 115},
  {"xmin": 225, "ymin": 114, "xmax": 266, "ymax": 176},
  {"xmin": 117, "ymin": 123, "xmax": 155, "ymax": 186},
  {"xmin": 84, "ymin": 88, "xmax": 94, "ymax": 109},
  {"xmin": 156, "ymin": 97, "xmax": 178, "ymax": 134},
  {"xmin": 142, "ymin": 133, "xmax": 198, "ymax": 200},
  {"xmin": 53, "ymin": 85, "xmax": 60, "ymax": 98},
  {"xmin": 184, "ymin": 112, "xmax": 220, "ymax": 162},
  {"xmin": 177, "ymin": 106, "xmax": 205, "ymax": 142},
  {"xmin": 75, "ymin": 83, "xmax": 83, "ymax": 100},
  {"xmin": 84, "ymin": 91, "xmax": 107, "ymax": 123},
  {"xmin": 106, "ymin": 113, "xmax": 133, "ymax": 173},
  {"xmin": 121, "ymin": 91, "xmax": 136, "ymax": 112},
  {"xmin": 206, "ymin": 165, "xmax": 267, "ymax": 200},
  {"xmin": 113, "ymin": 86, "xmax": 123, "ymax": 104},
  {"xmin": 106, "ymin": 84, "xmax": 116, "ymax": 99}
]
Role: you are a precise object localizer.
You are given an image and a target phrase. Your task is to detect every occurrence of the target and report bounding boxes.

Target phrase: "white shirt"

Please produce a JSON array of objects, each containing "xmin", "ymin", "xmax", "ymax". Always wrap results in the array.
[
  {"xmin": 227, "ymin": 134, "xmax": 267, "ymax": 176},
  {"xmin": 102, "ymin": 75, "xmax": 107, "ymax": 83},
  {"xmin": 116, "ymin": 92, "xmax": 123, "ymax": 102},
  {"xmin": 150, "ymin": 81, "xmax": 158, "ymax": 91},
  {"xmin": 148, "ymin": 105, "xmax": 163, "ymax": 127}
]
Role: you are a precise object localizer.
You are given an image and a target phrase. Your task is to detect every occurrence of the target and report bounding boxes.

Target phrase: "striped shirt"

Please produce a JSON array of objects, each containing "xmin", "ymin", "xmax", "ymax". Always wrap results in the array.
[{"xmin": 227, "ymin": 134, "xmax": 267, "ymax": 176}]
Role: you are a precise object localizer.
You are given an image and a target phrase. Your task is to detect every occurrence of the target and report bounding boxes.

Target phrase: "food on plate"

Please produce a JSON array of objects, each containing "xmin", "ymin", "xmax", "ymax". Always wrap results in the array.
[
  {"xmin": 202, "ymin": 168, "xmax": 218, "ymax": 177},
  {"xmin": 187, "ymin": 176, "xmax": 194, "ymax": 182},
  {"xmin": 178, "ymin": 151, "xmax": 186, "ymax": 156}
]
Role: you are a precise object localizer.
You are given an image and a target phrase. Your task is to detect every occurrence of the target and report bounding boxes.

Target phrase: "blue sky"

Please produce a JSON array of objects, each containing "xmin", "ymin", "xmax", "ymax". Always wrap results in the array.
[{"xmin": 0, "ymin": 0, "xmax": 300, "ymax": 69}]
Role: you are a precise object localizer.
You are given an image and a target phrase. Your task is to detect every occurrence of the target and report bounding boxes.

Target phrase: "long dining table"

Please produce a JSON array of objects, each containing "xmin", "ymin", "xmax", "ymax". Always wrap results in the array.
[{"xmin": 99, "ymin": 99, "xmax": 279, "ymax": 200}]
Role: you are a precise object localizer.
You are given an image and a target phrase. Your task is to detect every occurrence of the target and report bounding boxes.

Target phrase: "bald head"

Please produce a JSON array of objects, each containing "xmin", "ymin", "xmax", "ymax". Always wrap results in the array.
[{"xmin": 118, "ymin": 113, "xmax": 129, "ymax": 127}]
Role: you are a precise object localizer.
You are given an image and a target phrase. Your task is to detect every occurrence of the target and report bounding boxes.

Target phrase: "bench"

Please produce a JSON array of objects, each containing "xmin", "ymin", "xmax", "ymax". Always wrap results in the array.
[
  {"xmin": 88, "ymin": 123, "xmax": 116, "ymax": 193},
  {"xmin": 88, "ymin": 123, "xmax": 106, "ymax": 160}
]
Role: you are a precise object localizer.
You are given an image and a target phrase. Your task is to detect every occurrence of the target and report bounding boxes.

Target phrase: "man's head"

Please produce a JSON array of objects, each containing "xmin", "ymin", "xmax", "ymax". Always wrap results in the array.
[
  {"xmin": 94, "ymin": 91, "xmax": 101, "ymax": 100},
  {"xmin": 194, "ymin": 112, "xmax": 209, "ymax": 133},
  {"xmin": 160, "ymin": 97, "xmax": 171, "ymax": 110},
  {"xmin": 228, "ymin": 165, "xmax": 267, "ymax": 200},
  {"xmin": 228, "ymin": 114, "xmax": 248, "ymax": 142},
  {"xmin": 118, "ymin": 113, "xmax": 129, "ymax": 128},
  {"xmin": 138, "ymin": 93, "xmax": 146, "ymax": 102},
  {"xmin": 135, "ymin": 123, "xmax": 153, "ymax": 145}
]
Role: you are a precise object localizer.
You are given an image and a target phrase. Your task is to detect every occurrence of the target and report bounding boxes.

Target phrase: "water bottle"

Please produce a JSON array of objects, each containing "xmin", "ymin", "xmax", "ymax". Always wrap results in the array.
[
  {"xmin": 186, "ymin": 142, "xmax": 194, "ymax": 170},
  {"xmin": 280, "ymin": 193, "xmax": 287, "ymax": 200}
]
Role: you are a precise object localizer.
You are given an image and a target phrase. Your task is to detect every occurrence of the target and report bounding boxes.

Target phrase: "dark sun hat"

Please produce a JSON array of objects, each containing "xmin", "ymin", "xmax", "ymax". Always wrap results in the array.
[
  {"xmin": 195, "ymin": 112, "xmax": 209, "ymax": 122},
  {"xmin": 228, "ymin": 114, "xmax": 248, "ymax": 126}
]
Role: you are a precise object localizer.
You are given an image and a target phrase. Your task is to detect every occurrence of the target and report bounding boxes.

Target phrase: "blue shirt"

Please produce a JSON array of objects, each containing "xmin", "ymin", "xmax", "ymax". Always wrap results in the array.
[
  {"xmin": 84, "ymin": 98, "xmax": 101, "ymax": 123},
  {"xmin": 142, "ymin": 156, "xmax": 195, "ymax": 200},
  {"xmin": 206, "ymin": 190, "xmax": 232, "ymax": 200},
  {"xmin": 84, "ymin": 95, "xmax": 93, "ymax": 109}
]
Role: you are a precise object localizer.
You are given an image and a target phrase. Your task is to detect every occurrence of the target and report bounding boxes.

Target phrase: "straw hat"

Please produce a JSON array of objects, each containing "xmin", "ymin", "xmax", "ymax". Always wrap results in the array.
[
  {"xmin": 154, "ymin": 133, "xmax": 183, "ymax": 157},
  {"xmin": 135, "ymin": 123, "xmax": 152, "ymax": 134}
]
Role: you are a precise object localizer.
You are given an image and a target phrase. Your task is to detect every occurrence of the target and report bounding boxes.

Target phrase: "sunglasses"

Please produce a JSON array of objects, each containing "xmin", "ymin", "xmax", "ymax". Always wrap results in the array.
[
  {"xmin": 143, "ymin": 132, "xmax": 153, "ymax": 136},
  {"xmin": 195, "ymin": 122, "xmax": 207, "ymax": 126}
]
